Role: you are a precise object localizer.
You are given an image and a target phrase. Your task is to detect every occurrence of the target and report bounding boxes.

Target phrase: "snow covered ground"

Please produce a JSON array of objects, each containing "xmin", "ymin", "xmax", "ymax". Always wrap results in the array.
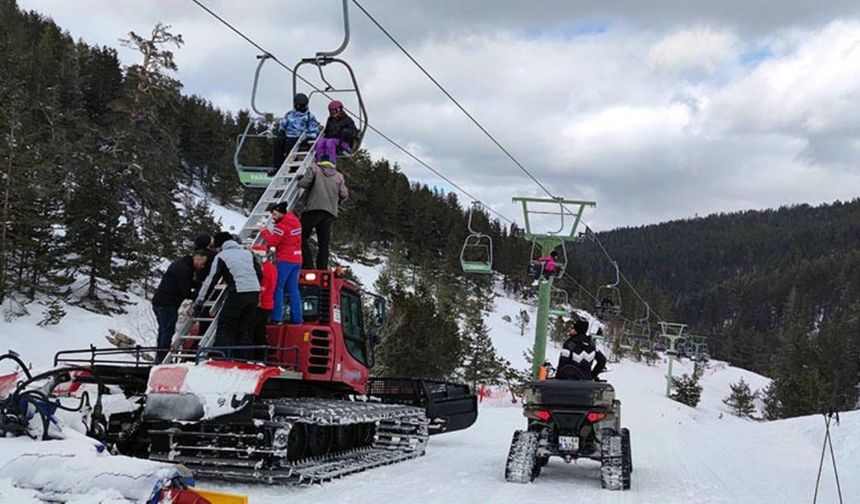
[
  {"xmin": 204, "ymin": 356, "xmax": 855, "ymax": 504},
  {"xmin": 2, "ymin": 198, "xmax": 856, "ymax": 503}
]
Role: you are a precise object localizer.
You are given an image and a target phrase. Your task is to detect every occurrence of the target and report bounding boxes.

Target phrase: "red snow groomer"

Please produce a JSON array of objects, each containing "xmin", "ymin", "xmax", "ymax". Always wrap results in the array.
[
  {"xmin": 54, "ymin": 269, "xmax": 477, "ymax": 484},
  {"xmin": 53, "ymin": 1, "xmax": 479, "ymax": 482}
]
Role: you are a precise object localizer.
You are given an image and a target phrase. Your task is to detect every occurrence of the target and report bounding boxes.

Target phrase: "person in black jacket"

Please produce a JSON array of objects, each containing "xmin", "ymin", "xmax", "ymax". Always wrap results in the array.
[
  {"xmin": 152, "ymin": 250, "xmax": 209, "ymax": 362},
  {"xmin": 314, "ymin": 100, "xmax": 359, "ymax": 164},
  {"xmin": 556, "ymin": 319, "xmax": 607, "ymax": 381},
  {"xmin": 191, "ymin": 233, "xmax": 219, "ymax": 343}
]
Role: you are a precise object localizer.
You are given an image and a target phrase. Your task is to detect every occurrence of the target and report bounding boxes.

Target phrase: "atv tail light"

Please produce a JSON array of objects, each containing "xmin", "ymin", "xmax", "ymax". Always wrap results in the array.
[
  {"xmin": 586, "ymin": 411, "xmax": 606, "ymax": 423},
  {"xmin": 535, "ymin": 410, "xmax": 552, "ymax": 421},
  {"xmin": 303, "ymin": 272, "xmax": 318, "ymax": 282}
]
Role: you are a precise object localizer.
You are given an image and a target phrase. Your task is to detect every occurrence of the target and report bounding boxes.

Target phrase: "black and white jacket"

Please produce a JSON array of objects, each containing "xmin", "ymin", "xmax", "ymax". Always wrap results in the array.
[{"xmin": 556, "ymin": 334, "xmax": 607, "ymax": 380}]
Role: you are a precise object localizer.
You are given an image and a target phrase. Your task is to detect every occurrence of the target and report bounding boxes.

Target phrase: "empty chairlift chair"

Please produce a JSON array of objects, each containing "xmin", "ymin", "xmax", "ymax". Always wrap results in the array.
[
  {"xmin": 460, "ymin": 202, "xmax": 494, "ymax": 274},
  {"xmin": 549, "ymin": 287, "xmax": 569, "ymax": 317}
]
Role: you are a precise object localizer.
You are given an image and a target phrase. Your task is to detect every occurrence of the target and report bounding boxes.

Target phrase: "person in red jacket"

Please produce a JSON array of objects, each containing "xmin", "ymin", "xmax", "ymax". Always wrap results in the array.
[
  {"xmin": 260, "ymin": 202, "xmax": 303, "ymax": 324},
  {"xmin": 251, "ymin": 245, "xmax": 277, "ymax": 361}
]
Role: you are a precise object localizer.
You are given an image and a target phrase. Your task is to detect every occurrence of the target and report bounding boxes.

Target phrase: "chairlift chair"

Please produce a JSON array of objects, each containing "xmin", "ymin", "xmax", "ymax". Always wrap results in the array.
[
  {"xmin": 548, "ymin": 288, "xmax": 569, "ymax": 317},
  {"xmin": 513, "ymin": 196, "xmax": 595, "ymax": 280},
  {"xmin": 595, "ymin": 261, "xmax": 623, "ymax": 318},
  {"xmin": 618, "ymin": 320, "xmax": 635, "ymax": 351},
  {"xmin": 460, "ymin": 202, "xmax": 493, "ymax": 274},
  {"xmin": 233, "ymin": 54, "xmax": 300, "ymax": 189},
  {"xmin": 292, "ymin": 0, "xmax": 368, "ymax": 159},
  {"xmin": 528, "ymin": 239, "xmax": 567, "ymax": 279}
]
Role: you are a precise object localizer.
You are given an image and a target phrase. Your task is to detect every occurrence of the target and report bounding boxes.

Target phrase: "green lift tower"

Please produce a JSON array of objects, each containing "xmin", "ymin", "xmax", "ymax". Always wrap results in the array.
[{"xmin": 513, "ymin": 196, "xmax": 595, "ymax": 380}]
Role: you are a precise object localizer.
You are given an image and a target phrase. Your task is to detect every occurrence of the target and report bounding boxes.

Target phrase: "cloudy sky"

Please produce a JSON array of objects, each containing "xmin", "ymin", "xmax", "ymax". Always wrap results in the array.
[{"xmin": 18, "ymin": 0, "xmax": 860, "ymax": 231}]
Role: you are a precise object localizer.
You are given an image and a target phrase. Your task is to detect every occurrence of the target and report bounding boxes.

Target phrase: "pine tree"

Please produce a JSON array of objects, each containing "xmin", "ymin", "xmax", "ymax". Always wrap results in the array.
[
  {"xmin": 671, "ymin": 372, "xmax": 703, "ymax": 407},
  {"xmin": 723, "ymin": 378, "xmax": 758, "ymax": 418},
  {"xmin": 375, "ymin": 284, "xmax": 463, "ymax": 379},
  {"xmin": 764, "ymin": 310, "xmax": 829, "ymax": 419},
  {"xmin": 549, "ymin": 316, "xmax": 569, "ymax": 344},
  {"xmin": 461, "ymin": 308, "xmax": 506, "ymax": 389},
  {"xmin": 37, "ymin": 298, "xmax": 67, "ymax": 327},
  {"xmin": 115, "ymin": 24, "xmax": 186, "ymax": 288},
  {"xmin": 516, "ymin": 309, "xmax": 530, "ymax": 337}
]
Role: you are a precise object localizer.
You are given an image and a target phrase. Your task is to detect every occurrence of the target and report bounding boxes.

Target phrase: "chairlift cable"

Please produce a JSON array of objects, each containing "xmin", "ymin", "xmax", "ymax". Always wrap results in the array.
[
  {"xmin": 353, "ymin": 0, "xmax": 668, "ymax": 323},
  {"xmin": 352, "ymin": 0, "xmax": 556, "ymax": 198},
  {"xmin": 192, "ymin": 0, "xmax": 666, "ymax": 325},
  {"xmin": 187, "ymin": 0, "xmax": 514, "ymax": 226}
]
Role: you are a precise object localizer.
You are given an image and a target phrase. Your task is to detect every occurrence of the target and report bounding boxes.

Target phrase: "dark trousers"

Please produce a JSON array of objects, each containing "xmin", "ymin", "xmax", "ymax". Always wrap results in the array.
[
  {"xmin": 152, "ymin": 304, "xmax": 179, "ymax": 363},
  {"xmin": 272, "ymin": 136, "xmax": 311, "ymax": 172},
  {"xmin": 301, "ymin": 210, "xmax": 335, "ymax": 270},
  {"xmin": 215, "ymin": 291, "xmax": 259, "ymax": 360},
  {"xmin": 252, "ymin": 307, "xmax": 272, "ymax": 361}
]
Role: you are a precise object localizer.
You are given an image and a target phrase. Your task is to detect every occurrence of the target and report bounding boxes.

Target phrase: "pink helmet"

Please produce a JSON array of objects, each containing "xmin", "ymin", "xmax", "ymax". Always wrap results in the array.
[{"xmin": 328, "ymin": 100, "xmax": 343, "ymax": 111}]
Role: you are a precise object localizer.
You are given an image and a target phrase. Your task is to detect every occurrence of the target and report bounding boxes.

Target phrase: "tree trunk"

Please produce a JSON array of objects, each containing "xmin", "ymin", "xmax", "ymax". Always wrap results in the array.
[{"xmin": 0, "ymin": 125, "xmax": 11, "ymax": 304}]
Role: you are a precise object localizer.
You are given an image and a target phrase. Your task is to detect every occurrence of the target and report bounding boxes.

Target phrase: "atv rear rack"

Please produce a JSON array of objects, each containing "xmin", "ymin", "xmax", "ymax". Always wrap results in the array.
[
  {"xmin": 367, "ymin": 377, "xmax": 478, "ymax": 434},
  {"xmin": 54, "ymin": 345, "xmax": 157, "ymax": 368}
]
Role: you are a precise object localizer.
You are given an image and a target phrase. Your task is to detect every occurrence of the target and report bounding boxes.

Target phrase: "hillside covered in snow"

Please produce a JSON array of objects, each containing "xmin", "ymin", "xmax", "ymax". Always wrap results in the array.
[{"xmin": 2, "ymin": 199, "xmax": 856, "ymax": 504}]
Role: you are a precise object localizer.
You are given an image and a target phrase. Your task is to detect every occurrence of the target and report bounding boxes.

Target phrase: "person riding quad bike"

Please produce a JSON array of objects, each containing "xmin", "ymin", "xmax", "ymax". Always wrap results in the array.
[
  {"xmin": 556, "ymin": 319, "xmax": 607, "ymax": 381},
  {"xmin": 505, "ymin": 317, "xmax": 631, "ymax": 490}
]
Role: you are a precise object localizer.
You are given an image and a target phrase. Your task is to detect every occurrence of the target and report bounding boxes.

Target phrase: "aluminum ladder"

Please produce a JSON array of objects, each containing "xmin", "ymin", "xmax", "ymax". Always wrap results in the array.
[{"xmin": 163, "ymin": 135, "xmax": 319, "ymax": 364}]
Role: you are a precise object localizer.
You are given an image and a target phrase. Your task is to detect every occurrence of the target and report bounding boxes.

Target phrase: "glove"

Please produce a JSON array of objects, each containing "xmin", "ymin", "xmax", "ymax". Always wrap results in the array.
[{"xmin": 192, "ymin": 301, "xmax": 204, "ymax": 317}]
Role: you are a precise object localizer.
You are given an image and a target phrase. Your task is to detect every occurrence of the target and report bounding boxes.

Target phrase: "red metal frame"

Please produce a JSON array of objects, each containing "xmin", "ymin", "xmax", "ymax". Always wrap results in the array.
[{"xmin": 263, "ymin": 270, "xmax": 371, "ymax": 394}]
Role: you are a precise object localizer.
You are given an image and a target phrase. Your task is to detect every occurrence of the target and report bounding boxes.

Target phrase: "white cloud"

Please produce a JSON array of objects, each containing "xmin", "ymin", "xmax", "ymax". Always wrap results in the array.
[
  {"xmin": 16, "ymin": 1, "xmax": 860, "ymax": 230},
  {"xmin": 647, "ymin": 27, "xmax": 740, "ymax": 74}
]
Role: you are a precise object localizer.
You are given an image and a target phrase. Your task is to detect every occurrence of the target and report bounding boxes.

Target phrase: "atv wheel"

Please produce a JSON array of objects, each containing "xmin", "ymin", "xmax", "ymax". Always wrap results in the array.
[
  {"xmin": 600, "ymin": 428, "xmax": 630, "ymax": 491},
  {"xmin": 622, "ymin": 428, "xmax": 633, "ymax": 479},
  {"xmin": 505, "ymin": 430, "xmax": 539, "ymax": 483}
]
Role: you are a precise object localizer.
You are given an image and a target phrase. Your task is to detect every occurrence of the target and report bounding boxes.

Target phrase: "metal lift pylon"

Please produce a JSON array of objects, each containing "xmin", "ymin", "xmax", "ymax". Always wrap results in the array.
[{"xmin": 513, "ymin": 196, "xmax": 595, "ymax": 380}]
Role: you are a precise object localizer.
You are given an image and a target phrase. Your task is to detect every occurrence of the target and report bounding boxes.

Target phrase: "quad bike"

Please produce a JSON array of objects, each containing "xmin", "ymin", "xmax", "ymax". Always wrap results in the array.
[{"xmin": 504, "ymin": 367, "xmax": 632, "ymax": 490}]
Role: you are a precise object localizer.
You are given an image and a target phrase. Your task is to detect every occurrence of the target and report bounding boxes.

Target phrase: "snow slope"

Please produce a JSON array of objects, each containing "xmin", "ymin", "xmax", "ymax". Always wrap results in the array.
[
  {"xmin": 203, "ymin": 357, "xmax": 854, "ymax": 504},
  {"xmin": 2, "ymin": 198, "xmax": 857, "ymax": 503}
]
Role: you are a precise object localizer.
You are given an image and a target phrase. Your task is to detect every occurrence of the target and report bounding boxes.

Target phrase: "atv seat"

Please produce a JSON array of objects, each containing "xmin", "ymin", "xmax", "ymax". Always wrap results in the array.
[{"xmin": 524, "ymin": 379, "xmax": 615, "ymax": 409}]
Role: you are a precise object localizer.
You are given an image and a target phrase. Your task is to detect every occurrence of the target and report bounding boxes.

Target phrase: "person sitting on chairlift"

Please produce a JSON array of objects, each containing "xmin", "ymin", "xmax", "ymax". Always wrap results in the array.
[
  {"xmin": 556, "ymin": 319, "xmax": 607, "ymax": 381},
  {"xmin": 271, "ymin": 93, "xmax": 320, "ymax": 176},
  {"xmin": 315, "ymin": 100, "xmax": 358, "ymax": 165},
  {"xmin": 599, "ymin": 296, "xmax": 616, "ymax": 315},
  {"xmin": 533, "ymin": 250, "xmax": 559, "ymax": 279}
]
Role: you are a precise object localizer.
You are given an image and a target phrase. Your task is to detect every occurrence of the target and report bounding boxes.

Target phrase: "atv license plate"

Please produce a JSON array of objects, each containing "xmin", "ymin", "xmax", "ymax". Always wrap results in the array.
[{"xmin": 558, "ymin": 435, "xmax": 579, "ymax": 451}]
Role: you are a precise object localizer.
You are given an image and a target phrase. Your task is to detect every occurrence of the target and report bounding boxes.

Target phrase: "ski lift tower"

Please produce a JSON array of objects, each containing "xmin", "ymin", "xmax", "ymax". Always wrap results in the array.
[
  {"xmin": 690, "ymin": 334, "xmax": 708, "ymax": 374},
  {"xmin": 513, "ymin": 196, "xmax": 595, "ymax": 380},
  {"xmin": 659, "ymin": 321, "xmax": 687, "ymax": 397}
]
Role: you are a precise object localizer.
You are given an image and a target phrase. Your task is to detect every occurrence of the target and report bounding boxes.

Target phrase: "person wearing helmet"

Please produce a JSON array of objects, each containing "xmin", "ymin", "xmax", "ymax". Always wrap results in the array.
[
  {"xmin": 556, "ymin": 318, "xmax": 607, "ymax": 381},
  {"xmin": 271, "ymin": 93, "xmax": 320, "ymax": 175},
  {"xmin": 314, "ymin": 100, "xmax": 359, "ymax": 164}
]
